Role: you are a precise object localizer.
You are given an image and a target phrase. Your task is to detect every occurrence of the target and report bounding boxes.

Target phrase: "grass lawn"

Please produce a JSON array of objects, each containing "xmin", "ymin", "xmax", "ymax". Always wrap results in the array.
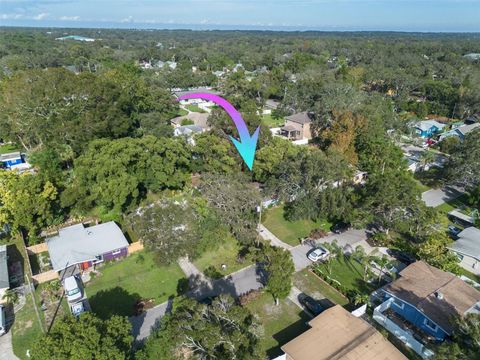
[
  {"xmin": 435, "ymin": 193, "xmax": 470, "ymax": 214},
  {"xmin": 245, "ymin": 292, "xmax": 310, "ymax": 359},
  {"xmin": 312, "ymin": 255, "xmax": 376, "ymax": 296},
  {"xmin": 175, "ymin": 108, "xmax": 189, "ymax": 117},
  {"xmin": 458, "ymin": 268, "xmax": 480, "ymax": 284},
  {"xmin": 11, "ymin": 290, "xmax": 45, "ymax": 360},
  {"xmin": 293, "ymin": 269, "xmax": 348, "ymax": 306},
  {"xmin": 262, "ymin": 206, "xmax": 332, "ymax": 246},
  {"xmin": 185, "ymin": 104, "xmax": 206, "ymax": 113},
  {"xmin": 86, "ymin": 251, "xmax": 185, "ymax": 319},
  {"xmin": 0, "ymin": 143, "xmax": 19, "ymax": 154},
  {"xmin": 193, "ymin": 236, "xmax": 252, "ymax": 277},
  {"xmin": 261, "ymin": 114, "xmax": 284, "ymax": 128}
]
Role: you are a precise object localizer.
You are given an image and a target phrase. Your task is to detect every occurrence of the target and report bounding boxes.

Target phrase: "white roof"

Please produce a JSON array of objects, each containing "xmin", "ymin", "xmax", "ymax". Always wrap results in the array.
[
  {"xmin": 456, "ymin": 123, "xmax": 480, "ymax": 136},
  {"xmin": 46, "ymin": 222, "xmax": 128, "ymax": 271},
  {"xmin": 448, "ymin": 209, "xmax": 474, "ymax": 224},
  {"xmin": 449, "ymin": 227, "xmax": 480, "ymax": 260}
]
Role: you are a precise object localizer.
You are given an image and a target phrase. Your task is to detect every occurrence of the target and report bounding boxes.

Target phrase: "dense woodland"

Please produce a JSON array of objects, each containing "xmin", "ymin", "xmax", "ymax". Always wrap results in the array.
[{"xmin": 1, "ymin": 27, "xmax": 480, "ymax": 359}]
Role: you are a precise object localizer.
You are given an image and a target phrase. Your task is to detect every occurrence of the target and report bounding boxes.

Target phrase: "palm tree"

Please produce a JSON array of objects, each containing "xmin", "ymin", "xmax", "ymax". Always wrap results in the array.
[
  {"xmin": 353, "ymin": 293, "xmax": 370, "ymax": 306},
  {"xmin": 374, "ymin": 255, "xmax": 391, "ymax": 284},
  {"xmin": 420, "ymin": 150, "xmax": 436, "ymax": 171},
  {"xmin": 2, "ymin": 289, "xmax": 18, "ymax": 305}
]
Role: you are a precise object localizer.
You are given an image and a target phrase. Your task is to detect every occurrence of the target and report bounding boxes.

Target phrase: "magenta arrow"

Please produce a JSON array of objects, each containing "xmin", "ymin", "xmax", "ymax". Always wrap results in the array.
[{"xmin": 178, "ymin": 93, "xmax": 260, "ymax": 170}]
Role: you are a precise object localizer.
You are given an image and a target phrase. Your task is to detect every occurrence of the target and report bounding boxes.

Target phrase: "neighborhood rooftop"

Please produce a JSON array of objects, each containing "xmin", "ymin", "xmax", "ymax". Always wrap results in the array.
[
  {"xmin": 281, "ymin": 305, "xmax": 407, "ymax": 360},
  {"xmin": 415, "ymin": 120, "xmax": 445, "ymax": 132},
  {"xmin": 449, "ymin": 227, "xmax": 480, "ymax": 261},
  {"xmin": 381, "ymin": 261, "xmax": 480, "ymax": 334},
  {"xmin": 285, "ymin": 111, "xmax": 313, "ymax": 125},
  {"xmin": 0, "ymin": 152, "xmax": 21, "ymax": 161},
  {"xmin": 46, "ymin": 222, "xmax": 129, "ymax": 272}
]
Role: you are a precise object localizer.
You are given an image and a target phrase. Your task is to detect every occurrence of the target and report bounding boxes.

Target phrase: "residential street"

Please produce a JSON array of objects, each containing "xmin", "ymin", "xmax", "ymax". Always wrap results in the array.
[
  {"xmin": 422, "ymin": 186, "xmax": 464, "ymax": 207},
  {"xmin": 129, "ymin": 228, "xmax": 369, "ymax": 342}
]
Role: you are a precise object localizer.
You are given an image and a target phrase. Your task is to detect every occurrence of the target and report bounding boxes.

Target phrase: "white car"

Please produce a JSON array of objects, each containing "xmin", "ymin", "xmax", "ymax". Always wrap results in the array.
[
  {"xmin": 64, "ymin": 276, "xmax": 83, "ymax": 303},
  {"xmin": 307, "ymin": 247, "xmax": 330, "ymax": 262}
]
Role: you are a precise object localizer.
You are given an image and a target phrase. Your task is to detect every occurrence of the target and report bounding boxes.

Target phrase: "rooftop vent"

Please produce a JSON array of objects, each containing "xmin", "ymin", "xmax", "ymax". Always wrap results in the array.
[{"xmin": 435, "ymin": 291, "xmax": 444, "ymax": 300}]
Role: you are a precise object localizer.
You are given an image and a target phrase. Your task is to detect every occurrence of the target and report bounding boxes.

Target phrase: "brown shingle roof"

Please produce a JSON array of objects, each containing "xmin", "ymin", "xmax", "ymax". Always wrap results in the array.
[
  {"xmin": 281, "ymin": 305, "xmax": 406, "ymax": 360},
  {"xmin": 286, "ymin": 111, "xmax": 313, "ymax": 125},
  {"xmin": 382, "ymin": 261, "xmax": 480, "ymax": 334}
]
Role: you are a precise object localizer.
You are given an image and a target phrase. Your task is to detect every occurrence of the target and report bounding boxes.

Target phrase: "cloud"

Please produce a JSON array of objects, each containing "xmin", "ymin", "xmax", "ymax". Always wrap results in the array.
[
  {"xmin": 0, "ymin": 13, "xmax": 24, "ymax": 20},
  {"xmin": 59, "ymin": 15, "xmax": 80, "ymax": 21},
  {"xmin": 120, "ymin": 15, "xmax": 133, "ymax": 23},
  {"xmin": 33, "ymin": 12, "xmax": 48, "ymax": 20}
]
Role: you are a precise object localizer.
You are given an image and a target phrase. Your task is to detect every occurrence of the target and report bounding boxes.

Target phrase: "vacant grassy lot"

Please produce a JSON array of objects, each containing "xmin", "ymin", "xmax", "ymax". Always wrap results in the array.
[
  {"xmin": 87, "ymin": 251, "xmax": 185, "ymax": 319},
  {"xmin": 245, "ymin": 291, "xmax": 310, "ymax": 359},
  {"xmin": 193, "ymin": 236, "xmax": 252, "ymax": 277},
  {"xmin": 261, "ymin": 114, "xmax": 284, "ymax": 128},
  {"xmin": 293, "ymin": 269, "xmax": 349, "ymax": 306},
  {"xmin": 263, "ymin": 206, "xmax": 332, "ymax": 246},
  {"xmin": 312, "ymin": 256, "xmax": 376, "ymax": 297}
]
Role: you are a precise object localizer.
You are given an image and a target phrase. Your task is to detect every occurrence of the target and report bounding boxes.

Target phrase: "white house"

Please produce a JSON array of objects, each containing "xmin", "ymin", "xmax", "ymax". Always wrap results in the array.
[{"xmin": 449, "ymin": 227, "xmax": 480, "ymax": 275}]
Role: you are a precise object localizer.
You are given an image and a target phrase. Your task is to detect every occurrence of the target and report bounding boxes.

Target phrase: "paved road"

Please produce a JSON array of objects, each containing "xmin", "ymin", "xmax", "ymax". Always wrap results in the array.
[
  {"xmin": 130, "ymin": 228, "xmax": 369, "ymax": 342},
  {"xmin": 0, "ymin": 332, "xmax": 18, "ymax": 360},
  {"xmin": 422, "ymin": 186, "xmax": 464, "ymax": 207}
]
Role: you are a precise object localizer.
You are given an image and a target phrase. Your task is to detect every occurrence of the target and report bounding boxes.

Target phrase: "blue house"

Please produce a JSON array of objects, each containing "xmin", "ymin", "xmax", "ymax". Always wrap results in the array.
[
  {"xmin": 440, "ymin": 123, "xmax": 480, "ymax": 141},
  {"xmin": 0, "ymin": 152, "xmax": 23, "ymax": 168},
  {"xmin": 376, "ymin": 261, "xmax": 480, "ymax": 342},
  {"xmin": 414, "ymin": 120, "xmax": 446, "ymax": 138}
]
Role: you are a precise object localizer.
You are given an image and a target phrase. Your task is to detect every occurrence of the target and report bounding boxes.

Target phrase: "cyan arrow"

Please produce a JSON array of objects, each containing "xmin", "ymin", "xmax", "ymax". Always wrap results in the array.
[{"xmin": 177, "ymin": 93, "xmax": 260, "ymax": 170}]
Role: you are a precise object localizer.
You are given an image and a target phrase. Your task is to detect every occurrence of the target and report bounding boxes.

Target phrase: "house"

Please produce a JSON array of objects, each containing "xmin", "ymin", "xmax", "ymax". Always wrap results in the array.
[
  {"xmin": 413, "ymin": 120, "xmax": 446, "ymax": 138},
  {"xmin": 276, "ymin": 305, "xmax": 406, "ymax": 360},
  {"xmin": 173, "ymin": 125, "xmax": 205, "ymax": 145},
  {"xmin": 374, "ymin": 261, "xmax": 480, "ymax": 358},
  {"xmin": 173, "ymin": 88, "xmax": 221, "ymax": 106},
  {"xmin": 448, "ymin": 209, "xmax": 474, "ymax": 227},
  {"xmin": 280, "ymin": 112, "xmax": 313, "ymax": 142},
  {"xmin": 262, "ymin": 99, "xmax": 280, "ymax": 115},
  {"xmin": 448, "ymin": 227, "xmax": 480, "ymax": 275},
  {"xmin": 440, "ymin": 123, "xmax": 480, "ymax": 141},
  {"xmin": 170, "ymin": 112, "xmax": 209, "ymax": 129},
  {"xmin": 0, "ymin": 245, "xmax": 9, "ymax": 301},
  {"xmin": 0, "ymin": 152, "xmax": 23, "ymax": 168},
  {"xmin": 46, "ymin": 222, "xmax": 129, "ymax": 273}
]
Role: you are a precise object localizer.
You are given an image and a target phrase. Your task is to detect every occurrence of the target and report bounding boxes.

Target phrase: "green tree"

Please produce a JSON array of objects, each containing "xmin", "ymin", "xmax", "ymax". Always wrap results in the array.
[
  {"xmin": 417, "ymin": 234, "xmax": 460, "ymax": 273},
  {"xmin": 62, "ymin": 136, "xmax": 191, "ymax": 212},
  {"xmin": 31, "ymin": 313, "xmax": 132, "ymax": 360},
  {"xmin": 0, "ymin": 171, "xmax": 60, "ymax": 241},
  {"xmin": 137, "ymin": 296, "xmax": 262, "ymax": 360},
  {"xmin": 260, "ymin": 245, "xmax": 295, "ymax": 305}
]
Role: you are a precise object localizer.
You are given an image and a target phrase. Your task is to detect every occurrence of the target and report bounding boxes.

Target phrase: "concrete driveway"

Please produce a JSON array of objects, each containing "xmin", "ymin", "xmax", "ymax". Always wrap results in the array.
[
  {"xmin": 290, "ymin": 229, "xmax": 369, "ymax": 271},
  {"xmin": 422, "ymin": 186, "xmax": 464, "ymax": 207},
  {"xmin": 0, "ymin": 332, "xmax": 18, "ymax": 360}
]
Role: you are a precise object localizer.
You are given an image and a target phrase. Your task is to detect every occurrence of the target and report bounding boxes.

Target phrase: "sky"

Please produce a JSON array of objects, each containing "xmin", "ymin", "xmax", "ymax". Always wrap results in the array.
[{"xmin": 0, "ymin": 0, "xmax": 479, "ymax": 32}]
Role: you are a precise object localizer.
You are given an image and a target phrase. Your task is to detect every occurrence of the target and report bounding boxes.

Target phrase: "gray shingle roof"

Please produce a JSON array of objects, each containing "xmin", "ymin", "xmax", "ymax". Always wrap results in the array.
[
  {"xmin": 449, "ymin": 227, "xmax": 480, "ymax": 261},
  {"xmin": 0, "ymin": 245, "xmax": 9, "ymax": 289},
  {"xmin": 286, "ymin": 112, "xmax": 313, "ymax": 125},
  {"xmin": 46, "ymin": 222, "xmax": 129, "ymax": 272}
]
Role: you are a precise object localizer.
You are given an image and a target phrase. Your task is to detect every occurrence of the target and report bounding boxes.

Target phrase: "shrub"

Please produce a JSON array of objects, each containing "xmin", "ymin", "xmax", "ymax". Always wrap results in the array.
[{"xmin": 309, "ymin": 228, "xmax": 328, "ymax": 240}]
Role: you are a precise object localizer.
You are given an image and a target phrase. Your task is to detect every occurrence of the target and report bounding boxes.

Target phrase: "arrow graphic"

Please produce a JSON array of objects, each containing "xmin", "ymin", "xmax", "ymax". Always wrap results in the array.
[{"xmin": 177, "ymin": 93, "xmax": 260, "ymax": 171}]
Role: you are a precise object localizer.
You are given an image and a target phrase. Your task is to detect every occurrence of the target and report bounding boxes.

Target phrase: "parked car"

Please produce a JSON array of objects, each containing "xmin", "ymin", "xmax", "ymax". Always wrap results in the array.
[
  {"xmin": 331, "ymin": 222, "xmax": 351, "ymax": 234},
  {"xmin": 298, "ymin": 294, "xmax": 324, "ymax": 316},
  {"xmin": 386, "ymin": 249, "xmax": 416, "ymax": 265},
  {"xmin": 448, "ymin": 225, "xmax": 462, "ymax": 237},
  {"xmin": 64, "ymin": 276, "xmax": 83, "ymax": 303},
  {"xmin": 0, "ymin": 305, "xmax": 6, "ymax": 336},
  {"xmin": 307, "ymin": 247, "xmax": 330, "ymax": 262}
]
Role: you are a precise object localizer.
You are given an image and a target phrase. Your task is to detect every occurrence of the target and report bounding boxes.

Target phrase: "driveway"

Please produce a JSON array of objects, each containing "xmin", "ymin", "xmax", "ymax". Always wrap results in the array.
[
  {"xmin": 130, "ymin": 228, "xmax": 369, "ymax": 342},
  {"xmin": 0, "ymin": 332, "xmax": 18, "ymax": 360},
  {"xmin": 290, "ymin": 229, "xmax": 369, "ymax": 271},
  {"xmin": 422, "ymin": 186, "xmax": 464, "ymax": 207}
]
